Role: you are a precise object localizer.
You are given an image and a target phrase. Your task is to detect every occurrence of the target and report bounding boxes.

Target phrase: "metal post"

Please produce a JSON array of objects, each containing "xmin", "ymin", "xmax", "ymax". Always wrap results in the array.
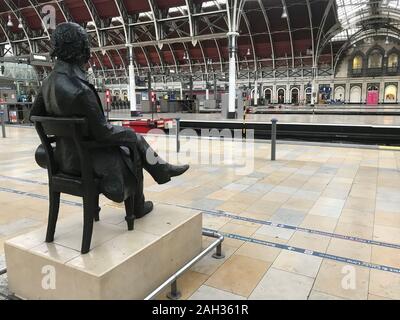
[
  {"xmin": 227, "ymin": 31, "xmax": 239, "ymax": 119},
  {"xmin": 106, "ymin": 102, "xmax": 110, "ymax": 122},
  {"xmin": 213, "ymin": 76, "xmax": 217, "ymax": 99},
  {"xmin": 1, "ymin": 108, "xmax": 5, "ymax": 138},
  {"xmin": 271, "ymin": 118, "xmax": 277, "ymax": 161},
  {"xmin": 166, "ymin": 279, "xmax": 181, "ymax": 300},
  {"xmin": 254, "ymin": 80, "xmax": 258, "ymax": 106},
  {"xmin": 148, "ymin": 71, "xmax": 154, "ymax": 121},
  {"xmin": 212, "ymin": 243, "xmax": 225, "ymax": 259},
  {"xmin": 176, "ymin": 117, "xmax": 180, "ymax": 153},
  {"xmin": 127, "ymin": 45, "xmax": 140, "ymax": 117}
]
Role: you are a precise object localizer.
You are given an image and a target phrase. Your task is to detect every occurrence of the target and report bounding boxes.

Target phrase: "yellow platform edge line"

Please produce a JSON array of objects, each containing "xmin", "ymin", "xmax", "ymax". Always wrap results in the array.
[{"xmin": 379, "ymin": 146, "xmax": 400, "ymax": 150}]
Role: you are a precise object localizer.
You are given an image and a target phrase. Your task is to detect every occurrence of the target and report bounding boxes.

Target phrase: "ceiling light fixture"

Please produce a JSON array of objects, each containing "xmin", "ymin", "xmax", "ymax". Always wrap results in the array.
[
  {"xmin": 7, "ymin": 15, "xmax": 13, "ymax": 27},
  {"xmin": 18, "ymin": 17, "xmax": 23, "ymax": 29},
  {"xmin": 281, "ymin": 6, "xmax": 288, "ymax": 19}
]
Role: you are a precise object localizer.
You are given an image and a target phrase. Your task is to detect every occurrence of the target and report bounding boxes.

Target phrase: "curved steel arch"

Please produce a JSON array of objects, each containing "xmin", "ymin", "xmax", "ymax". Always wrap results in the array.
[
  {"xmin": 281, "ymin": 0, "xmax": 295, "ymax": 68},
  {"xmin": 112, "ymin": 0, "xmax": 137, "ymax": 74},
  {"xmin": 113, "ymin": 0, "xmax": 150, "ymax": 70},
  {"xmin": 166, "ymin": 43, "xmax": 178, "ymax": 72},
  {"xmin": 317, "ymin": 6, "xmax": 400, "ymax": 66},
  {"xmin": 92, "ymin": 51, "xmax": 106, "ymax": 80},
  {"xmin": 4, "ymin": 0, "xmax": 33, "ymax": 53},
  {"xmin": 315, "ymin": 0, "xmax": 339, "ymax": 67},
  {"xmin": 56, "ymin": 0, "xmax": 73, "ymax": 22},
  {"xmin": 165, "ymin": 16, "xmax": 193, "ymax": 73},
  {"xmin": 305, "ymin": 0, "xmax": 315, "ymax": 67},
  {"xmin": 0, "ymin": 16, "xmax": 14, "ymax": 56},
  {"xmin": 332, "ymin": 27, "xmax": 400, "ymax": 74},
  {"xmin": 114, "ymin": 0, "xmax": 128, "ymax": 43},
  {"xmin": 82, "ymin": 0, "xmax": 102, "ymax": 50},
  {"xmin": 84, "ymin": 0, "xmax": 133, "ymax": 81},
  {"xmin": 241, "ymin": 8, "xmax": 257, "ymax": 72},
  {"xmin": 137, "ymin": 20, "xmax": 165, "ymax": 72},
  {"xmin": 28, "ymin": 0, "xmax": 50, "ymax": 40},
  {"xmin": 203, "ymin": 1, "xmax": 226, "ymax": 72},
  {"xmin": 257, "ymin": 0, "xmax": 276, "ymax": 70},
  {"xmin": 185, "ymin": 0, "xmax": 194, "ymax": 41},
  {"xmin": 104, "ymin": 50, "xmax": 118, "ymax": 82},
  {"xmin": 85, "ymin": 0, "xmax": 134, "ymax": 79},
  {"xmin": 147, "ymin": 0, "xmax": 160, "ymax": 43}
]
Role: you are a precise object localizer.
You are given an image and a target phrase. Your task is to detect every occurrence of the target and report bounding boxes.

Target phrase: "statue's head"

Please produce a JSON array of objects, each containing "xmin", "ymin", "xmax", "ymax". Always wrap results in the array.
[{"xmin": 50, "ymin": 22, "xmax": 91, "ymax": 67}]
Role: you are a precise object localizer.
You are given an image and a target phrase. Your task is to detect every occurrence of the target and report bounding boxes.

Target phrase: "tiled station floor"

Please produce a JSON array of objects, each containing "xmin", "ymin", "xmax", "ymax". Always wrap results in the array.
[
  {"xmin": 2, "ymin": 125, "xmax": 400, "ymax": 300},
  {"xmin": 110, "ymin": 105, "xmax": 400, "ymax": 126}
]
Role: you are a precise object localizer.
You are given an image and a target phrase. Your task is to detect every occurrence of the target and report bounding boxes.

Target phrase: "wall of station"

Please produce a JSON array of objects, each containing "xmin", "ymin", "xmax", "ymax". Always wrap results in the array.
[
  {"xmin": 332, "ymin": 40, "xmax": 400, "ymax": 104},
  {"xmin": 103, "ymin": 41, "xmax": 400, "ymax": 106}
]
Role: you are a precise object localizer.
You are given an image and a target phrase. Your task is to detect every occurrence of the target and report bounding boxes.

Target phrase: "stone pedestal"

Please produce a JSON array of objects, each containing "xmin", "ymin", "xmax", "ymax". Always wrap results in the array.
[{"xmin": 4, "ymin": 204, "xmax": 202, "ymax": 300}]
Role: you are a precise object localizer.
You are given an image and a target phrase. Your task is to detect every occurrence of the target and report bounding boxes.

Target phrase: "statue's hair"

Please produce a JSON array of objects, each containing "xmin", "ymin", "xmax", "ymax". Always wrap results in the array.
[{"xmin": 50, "ymin": 22, "xmax": 90, "ymax": 64}]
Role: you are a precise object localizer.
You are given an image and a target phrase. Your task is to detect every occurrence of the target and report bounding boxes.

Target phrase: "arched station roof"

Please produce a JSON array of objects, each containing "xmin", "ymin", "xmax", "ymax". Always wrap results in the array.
[{"xmin": 0, "ymin": 0, "xmax": 399, "ymax": 78}]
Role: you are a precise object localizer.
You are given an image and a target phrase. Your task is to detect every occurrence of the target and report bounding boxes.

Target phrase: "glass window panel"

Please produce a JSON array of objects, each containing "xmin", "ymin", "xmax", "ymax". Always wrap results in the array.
[
  {"xmin": 388, "ymin": 53, "xmax": 399, "ymax": 67},
  {"xmin": 353, "ymin": 55, "xmax": 363, "ymax": 69},
  {"xmin": 368, "ymin": 51, "xmax": 383, "ymax": 68}
]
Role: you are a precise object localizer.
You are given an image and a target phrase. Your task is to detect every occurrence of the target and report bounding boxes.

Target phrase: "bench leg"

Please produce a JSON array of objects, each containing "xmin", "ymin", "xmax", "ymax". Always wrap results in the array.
[
  {"xmin": 124, "ymin": 196, "xmax": 135, "ymax": 231},
  {"xmin": 94, "ymin": 194, "xmax": 100, "ymax": 222},
  {"xmin": 81, "ymin": 196, "xmax": 95, "ymax": 254},
  {"xmin": 45, "ymin": 191, "xmax": 60, "ymax": 243}
]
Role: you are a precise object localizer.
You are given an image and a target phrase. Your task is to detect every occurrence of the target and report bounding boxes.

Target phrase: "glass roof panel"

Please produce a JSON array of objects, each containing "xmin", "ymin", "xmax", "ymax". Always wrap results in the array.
[
  {"xmin": 335, "ymin": 0, "xmax": 369, "ymax": 29},
  {"xmin": 333, "ymin": 0, "xmax": 400, "ymax": 42}
]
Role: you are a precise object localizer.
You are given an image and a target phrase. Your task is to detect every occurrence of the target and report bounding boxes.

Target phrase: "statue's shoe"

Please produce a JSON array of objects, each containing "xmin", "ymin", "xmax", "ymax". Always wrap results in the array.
[
  {"xmin": 135, "ymin": 201, "xmax": 154, "ymax": 219},
  {"xmin": 168, "ymin": 164, "xmax": 189, "ymax": 178}
]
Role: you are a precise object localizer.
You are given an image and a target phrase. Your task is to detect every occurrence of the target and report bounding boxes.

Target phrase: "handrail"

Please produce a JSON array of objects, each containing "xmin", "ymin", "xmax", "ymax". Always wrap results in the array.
[
  {"xmin": 144, "ymin": 229, "xmax": 224, "ymax": 300},
  {"xmin": 0, "ymin": 267, "xmax": 6, "ymax": 276}
]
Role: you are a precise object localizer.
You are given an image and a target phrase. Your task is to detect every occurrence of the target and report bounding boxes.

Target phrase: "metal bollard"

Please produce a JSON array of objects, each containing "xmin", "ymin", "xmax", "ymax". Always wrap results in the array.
[
  {"xmin": 271, "ymin": 118, "xmax": 277, "ymax": 161},
  {"xmin": 166, "ymin": 279, "xmax": 181, "ymax": 300},
  {"xmin": 1, "ymin": 110, "xmax": 5, "ymax": 138},
  {"xmin": 175, "ymin": 117, "xmax": 180, "ymax": 153},
  {"xmin": 212, "ymin": 243, "xmax": 225, "ymax": 259}
]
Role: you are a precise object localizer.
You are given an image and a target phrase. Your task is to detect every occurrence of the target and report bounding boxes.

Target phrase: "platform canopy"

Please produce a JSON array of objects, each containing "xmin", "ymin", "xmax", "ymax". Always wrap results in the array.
[{"xmin": 0, "ymin": 0, "xmax": 399, "ymax": 81}]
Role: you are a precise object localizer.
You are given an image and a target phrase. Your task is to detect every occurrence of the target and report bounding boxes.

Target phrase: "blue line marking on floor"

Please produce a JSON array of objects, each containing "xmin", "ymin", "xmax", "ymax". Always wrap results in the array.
[
  {"xmin": 0, "ymin": 175, "xmax": 48, "ymax": 186},
  {"xmin": 203, "ymin": 227, "xmax": 400, "ymax": 275},
  {"xmin": 0, "ymin": 184, "xmax": 399, "ymax": 275},
  {"xmin": 1, "ymin": 174, "xmax": 400, "ymax": 250},
  {"xmin": 0, "ymin": 186, "xmax": 82, "ymax": 207},
  {"xmin": 171, "ymin": 203, "xmax": 400, "ymax": 250}
]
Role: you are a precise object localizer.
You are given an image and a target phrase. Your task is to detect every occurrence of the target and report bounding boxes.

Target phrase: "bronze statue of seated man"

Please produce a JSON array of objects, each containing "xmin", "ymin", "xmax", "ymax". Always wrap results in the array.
[{"xmin": 31, "ymin": 22, "xmax": 189, "ymax": 218}]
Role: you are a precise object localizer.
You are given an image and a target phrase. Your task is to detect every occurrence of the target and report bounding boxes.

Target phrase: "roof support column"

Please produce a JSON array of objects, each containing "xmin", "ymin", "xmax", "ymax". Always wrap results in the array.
[
  {"xmin": 311, "ymin": 66, "xmax": 317, "ymax": 106},
  {"xmin": 227, "ymin": 31, "xmax": 239, "ymax": 118},
  {"xmin": 254, "ymin": 78, "xmax": 258, "ymax": 106},
  {"xmin": 128, "ymin": 45, "xmax": 139, "ymax": 116}
]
